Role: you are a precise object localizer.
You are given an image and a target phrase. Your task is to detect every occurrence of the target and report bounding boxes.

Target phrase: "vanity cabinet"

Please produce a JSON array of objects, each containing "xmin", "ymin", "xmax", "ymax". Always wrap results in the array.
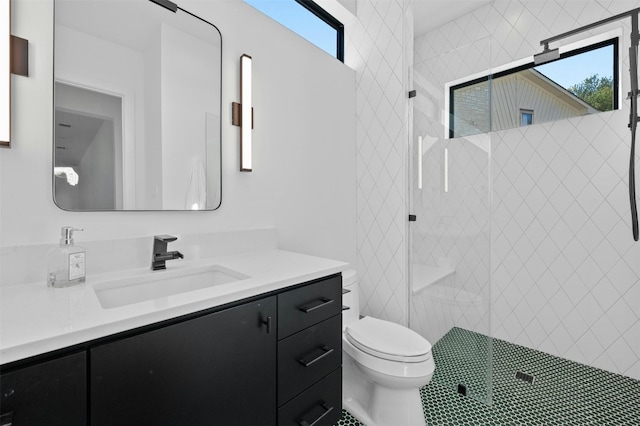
[
  {"xmin": 0, "ymin": 273, "xmax": 343, "ymax": 426},
  {"xmin": 90, "ymin": 296, "xmax": 277, "ymax": 426},
  {"xmin": 0, "ymin": 351, "xmax": 86, "ymax": 426},
  {"xmin": 277, "ymin": 275, "xmax": 342, "ymax": 426}
]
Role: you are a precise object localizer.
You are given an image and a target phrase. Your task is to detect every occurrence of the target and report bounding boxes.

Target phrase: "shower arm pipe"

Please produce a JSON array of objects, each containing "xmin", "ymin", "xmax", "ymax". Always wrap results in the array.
[{"xmin": 539, "ymin": 7, "xmax": 640, "ymax": 48}]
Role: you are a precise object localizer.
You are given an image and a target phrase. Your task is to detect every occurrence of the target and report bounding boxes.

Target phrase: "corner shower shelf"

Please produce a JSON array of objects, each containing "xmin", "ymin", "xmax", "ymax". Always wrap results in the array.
[{"xmin": 411, "ymin": 264, "xmax": 455, "ymax": 295}]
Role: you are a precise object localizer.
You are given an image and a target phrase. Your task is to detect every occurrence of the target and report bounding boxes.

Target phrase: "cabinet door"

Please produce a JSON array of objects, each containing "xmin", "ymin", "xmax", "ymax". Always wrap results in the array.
[
  {"xmin": 0, "ymin": 351, "xmax": 86, "ymax": 426},
  {"xmin": 91, "ymin": 297, "xmax": 277, "ymax": 426}
]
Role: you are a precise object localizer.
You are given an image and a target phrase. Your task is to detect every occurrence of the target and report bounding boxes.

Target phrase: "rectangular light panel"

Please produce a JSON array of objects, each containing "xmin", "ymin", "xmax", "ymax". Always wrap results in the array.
[
  {"xmin": 240, "ymin": 54, "xmax": 252, "ymax": 171},
  {"xmin": 0, "ymin": 0, "xmax": 9, "ymax": 146}
]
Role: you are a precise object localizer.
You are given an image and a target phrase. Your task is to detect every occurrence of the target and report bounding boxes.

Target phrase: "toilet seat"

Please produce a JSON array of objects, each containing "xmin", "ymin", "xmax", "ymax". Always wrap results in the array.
[{"xmin": 345, "ymin": 317, "xmax": 432, "ymax": 363}]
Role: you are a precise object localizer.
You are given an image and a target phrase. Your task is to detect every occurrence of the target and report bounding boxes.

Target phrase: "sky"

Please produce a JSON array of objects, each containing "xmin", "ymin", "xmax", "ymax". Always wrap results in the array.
[
  {"xmin": 534, "ymin": 44, "xmax": 614, "ymax": 88},
  {"xmin": 244, "ymin": 0, "xmax": 336, "ymax": 57}
]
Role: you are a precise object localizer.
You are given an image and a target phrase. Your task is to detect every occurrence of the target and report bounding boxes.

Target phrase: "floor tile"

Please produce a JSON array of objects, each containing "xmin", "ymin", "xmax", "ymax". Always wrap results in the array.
[{"xmin": 336, "ymin": 327, "xmax": 640, "ymax": 425}]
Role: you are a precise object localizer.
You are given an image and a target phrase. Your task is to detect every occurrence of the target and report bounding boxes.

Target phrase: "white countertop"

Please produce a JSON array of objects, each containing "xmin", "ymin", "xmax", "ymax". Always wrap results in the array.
[{"xmin": 0, "ymin": 249, "xmax": 348, "ymax": 365}]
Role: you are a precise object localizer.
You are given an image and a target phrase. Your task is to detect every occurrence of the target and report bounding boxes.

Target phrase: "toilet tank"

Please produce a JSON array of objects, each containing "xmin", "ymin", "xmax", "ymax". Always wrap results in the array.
[{"xmin": 342, "ymin": 269, "xmax": 359, "ymax": 327}]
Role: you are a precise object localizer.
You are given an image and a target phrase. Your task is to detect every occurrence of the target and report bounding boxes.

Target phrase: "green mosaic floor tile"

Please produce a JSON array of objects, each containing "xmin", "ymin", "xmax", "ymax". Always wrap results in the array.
[
  {"xmin": 335, "ymin": 409, "xmax": 364, "ymax": 426},
  {"xmin": 335, "ymin": 327, "xmax": 640, "ymax": 426},
  {"xmin": 429, "ymin": 327, "xmax": 494, "ymax": 404}
]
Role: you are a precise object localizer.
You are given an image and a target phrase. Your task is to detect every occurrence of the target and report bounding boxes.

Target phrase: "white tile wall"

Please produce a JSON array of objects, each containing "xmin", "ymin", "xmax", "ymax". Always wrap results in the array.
[
  {"xmin": 413, "ymin": 0, "xmax": 640, "ymax": 380},
  {"xmin": 492, "ymin": 115, "xmax": 640, "ymax": 379},
  {"xmin": 345, "ymin": 0, "xmax": 412, "ymax": 325}
]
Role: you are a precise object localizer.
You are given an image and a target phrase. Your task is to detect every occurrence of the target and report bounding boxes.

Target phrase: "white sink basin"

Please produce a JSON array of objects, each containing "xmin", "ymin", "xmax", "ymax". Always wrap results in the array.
[{"xmin": 94, "ymin": 265, "xmax": 249, "ymax": 309}]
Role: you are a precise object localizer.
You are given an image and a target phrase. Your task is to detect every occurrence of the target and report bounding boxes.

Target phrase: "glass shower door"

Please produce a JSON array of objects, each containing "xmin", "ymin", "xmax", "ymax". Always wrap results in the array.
[{"xmin": 408, "ymin": 36, "xmax": 493, "ymax": 405}]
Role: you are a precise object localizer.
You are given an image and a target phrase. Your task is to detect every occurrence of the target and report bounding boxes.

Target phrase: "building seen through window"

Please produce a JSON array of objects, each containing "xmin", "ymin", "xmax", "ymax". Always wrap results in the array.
[{"xmin": 449, "ymin": 39, "xmax": 617, "ymax": 138}]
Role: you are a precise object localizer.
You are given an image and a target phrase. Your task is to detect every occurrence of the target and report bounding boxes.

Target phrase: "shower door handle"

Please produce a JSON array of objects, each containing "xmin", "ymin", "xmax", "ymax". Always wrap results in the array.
[{"xmin": 417, "ymin": 136, "xmax": 423, "ymax": 189}]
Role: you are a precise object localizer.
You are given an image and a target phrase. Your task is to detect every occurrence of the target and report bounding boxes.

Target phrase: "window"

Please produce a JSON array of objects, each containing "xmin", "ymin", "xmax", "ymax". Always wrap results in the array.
[
  {"xmin": 244, "ymin": 0, "xmax": 344, "ymax": 62},
  {"xmin": 449, "ymin": 38, "xmax": 618, "ymax": 138},
  {"xmin": 520, "ymin": 109, "xmax": 533, "ymax": 126}
]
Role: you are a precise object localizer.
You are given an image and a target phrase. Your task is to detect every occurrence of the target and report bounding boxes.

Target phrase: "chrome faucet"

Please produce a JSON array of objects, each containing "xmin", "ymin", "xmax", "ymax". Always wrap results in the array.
[{"xmin": 151, "ymin": 235, "xmax": 184, "ymax": 271}]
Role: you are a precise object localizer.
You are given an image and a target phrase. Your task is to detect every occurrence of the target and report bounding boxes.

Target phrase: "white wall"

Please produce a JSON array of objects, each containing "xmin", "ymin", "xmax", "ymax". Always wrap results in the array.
[{"xmin": 1, "ymin": 0, "xmax": 356, "ymax": 273}]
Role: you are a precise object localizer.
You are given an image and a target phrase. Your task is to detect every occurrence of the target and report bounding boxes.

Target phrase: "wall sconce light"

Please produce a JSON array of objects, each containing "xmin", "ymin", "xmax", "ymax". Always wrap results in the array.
[
  {"xmin": 1, "ymin": 0, "xmax": 29, "ymax": 149},
  {"xmin": 232, "ymin": 54, "xmax": 253, "ymax": 172},
  {"xmin": 1, "ymin": 0, "xmax": 10, "ymax": 147}
]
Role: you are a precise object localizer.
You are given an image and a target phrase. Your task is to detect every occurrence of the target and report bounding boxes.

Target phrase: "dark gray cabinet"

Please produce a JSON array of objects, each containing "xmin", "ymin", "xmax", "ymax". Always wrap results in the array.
[
  {"xmin": 0, "ymin": 351, "xmax": 86, "ymax": 426},
  {"xmin": 0, "ymin": 273, "xmax": 342, "ymax": 426},
  {"xmin": 277, "ymin": 275, "xmax": 342, "ymax": 426},
  {"xmin": 91, "ymin": 296, "xmax": 277, "ymax": 426}
]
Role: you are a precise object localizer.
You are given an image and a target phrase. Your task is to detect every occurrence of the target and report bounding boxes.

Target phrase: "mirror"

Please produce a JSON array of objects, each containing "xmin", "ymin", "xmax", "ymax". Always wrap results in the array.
[{"xmin": 54, "ymin": 0, "xmax": 222, "ymax": 210}]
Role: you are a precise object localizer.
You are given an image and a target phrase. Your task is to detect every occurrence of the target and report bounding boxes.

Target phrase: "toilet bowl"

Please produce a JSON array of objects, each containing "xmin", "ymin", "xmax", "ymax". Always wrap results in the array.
[{"xmin": 342, "ymin": 270, "xmax": 435, "ymax": 426}]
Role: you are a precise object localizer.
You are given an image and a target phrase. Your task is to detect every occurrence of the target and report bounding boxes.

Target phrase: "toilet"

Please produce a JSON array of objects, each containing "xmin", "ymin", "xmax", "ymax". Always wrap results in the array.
[{"xmin": 342, "ymin": 270, "xmax": 435, "ymax": 426}]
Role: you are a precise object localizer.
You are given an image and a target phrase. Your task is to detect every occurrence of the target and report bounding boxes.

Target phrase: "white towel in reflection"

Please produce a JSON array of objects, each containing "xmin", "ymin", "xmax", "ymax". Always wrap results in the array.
[{"xmin": 185, "ymin": 158, "xmax": 206, "ymax": 210}]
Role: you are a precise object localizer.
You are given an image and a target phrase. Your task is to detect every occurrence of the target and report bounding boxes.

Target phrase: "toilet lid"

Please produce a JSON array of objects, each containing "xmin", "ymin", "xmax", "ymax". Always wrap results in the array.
[{"xmin": 345, "ymin": 317, "xmax": 432, "ymax": 362}]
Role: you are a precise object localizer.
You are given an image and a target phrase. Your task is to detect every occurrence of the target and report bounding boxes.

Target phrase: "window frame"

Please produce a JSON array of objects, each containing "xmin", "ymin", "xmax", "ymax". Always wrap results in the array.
[
  {"xmin": 520, "ymin": 109, "xmax": 534, "ymax": 126},
  {"xmin": 245, "ymin": 0, "xmax": 344, "ymax": 62},
  {"xmin": 295, "ymin": 0, "xmax": 344, "ymax": 62},
  {"xmin": 447, "ymin": 37, "xmax": 619, "ymax": 139}
]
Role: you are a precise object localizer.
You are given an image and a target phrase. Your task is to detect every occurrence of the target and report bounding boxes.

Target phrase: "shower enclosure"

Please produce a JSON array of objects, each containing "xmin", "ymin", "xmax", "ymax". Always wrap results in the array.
[{"xmin": 409, "ymin": 3, "xmax": 640, "ymax": 408}]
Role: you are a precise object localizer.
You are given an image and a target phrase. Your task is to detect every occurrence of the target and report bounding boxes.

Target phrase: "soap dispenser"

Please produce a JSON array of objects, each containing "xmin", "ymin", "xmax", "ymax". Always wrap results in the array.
[{"xmin": 47, "ymin": 227, "xmax": 86, "ymax": 288}]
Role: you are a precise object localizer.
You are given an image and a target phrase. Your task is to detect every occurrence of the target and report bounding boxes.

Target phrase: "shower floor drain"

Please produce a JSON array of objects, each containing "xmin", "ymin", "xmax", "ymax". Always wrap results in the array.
[{"xmin": 515, "ymin": 371, "xmax": 535, "ymax": 384}]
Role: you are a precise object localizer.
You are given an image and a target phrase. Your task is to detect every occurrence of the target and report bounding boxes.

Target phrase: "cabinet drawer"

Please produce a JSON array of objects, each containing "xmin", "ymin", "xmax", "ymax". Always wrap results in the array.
[
  {"xmin": 278, "ymin": 368, "xmax": 342, "ymax": 426},
  {"xmin": 0, "ymin": 351, "xmax": 87, "ymax": 426},
  {"xmin": 278, "ymin": 314, "xmax": 342, "ymax": 404},
  {"xmin": 278, "ymin": 275, "xmax": 342, "ymax": 339}
]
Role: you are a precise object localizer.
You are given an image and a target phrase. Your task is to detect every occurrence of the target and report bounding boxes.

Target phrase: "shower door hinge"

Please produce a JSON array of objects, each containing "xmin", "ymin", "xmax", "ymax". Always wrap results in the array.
[
  {"xmin": 408, "ymin": 90, "xmax": 416, "ymax": 98},
  {"xmin": 409, "ymin": 214, "xmax": 417, "ymax": 222}
]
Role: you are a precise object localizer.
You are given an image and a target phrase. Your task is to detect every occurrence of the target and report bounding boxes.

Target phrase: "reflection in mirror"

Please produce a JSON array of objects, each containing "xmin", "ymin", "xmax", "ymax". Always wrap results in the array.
[{"xmin": 54, "ymin": 0, "xmax": 222, "ymax": 210}]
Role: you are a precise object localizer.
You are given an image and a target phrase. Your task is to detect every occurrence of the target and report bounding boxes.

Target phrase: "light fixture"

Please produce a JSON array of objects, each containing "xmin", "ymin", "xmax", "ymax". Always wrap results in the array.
[
  {"xmin": 1, "ymin": 0, "xmax": 9, "ymax": 147},
  {"xmin": 232, "ymin": 54, "xmax": 253, "ymax": 172}
]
